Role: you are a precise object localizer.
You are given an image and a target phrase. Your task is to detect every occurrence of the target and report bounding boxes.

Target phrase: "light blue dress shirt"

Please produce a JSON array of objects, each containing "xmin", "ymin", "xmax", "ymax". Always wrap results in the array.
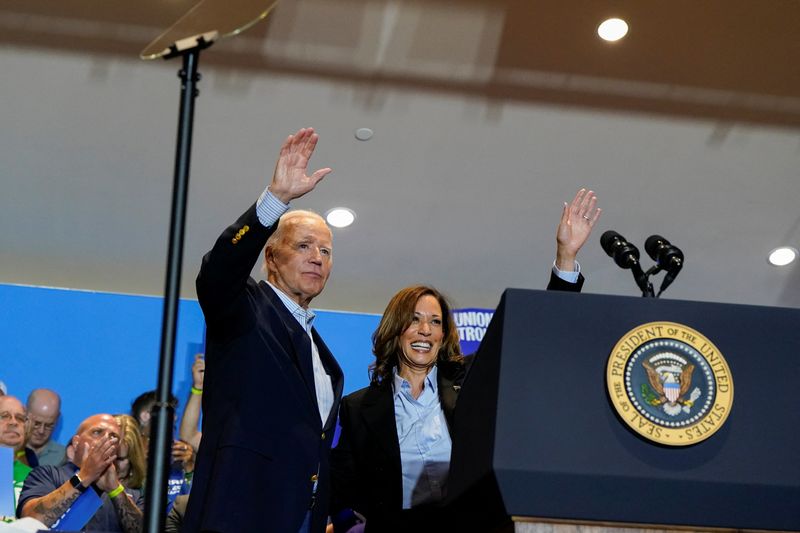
[{"xmin": 393, "ymin": 365, "xmax": 453, "ymax": 509}]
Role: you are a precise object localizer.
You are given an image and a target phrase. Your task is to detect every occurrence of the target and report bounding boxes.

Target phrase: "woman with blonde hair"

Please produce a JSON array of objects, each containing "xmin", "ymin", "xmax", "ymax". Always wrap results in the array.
[{"xmin": 114, "ymin": 414, "xmax": 147, "ymax": 490}]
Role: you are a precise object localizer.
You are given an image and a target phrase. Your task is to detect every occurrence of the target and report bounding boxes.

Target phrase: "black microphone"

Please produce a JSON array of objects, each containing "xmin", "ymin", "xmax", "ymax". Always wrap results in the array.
[
  {"xmin": 645, "ymin": 235, "xmax": 684, "ymax": 296},
  {"xmin": 601, "ymin": 231, "xmax": 640, "ymax": 269},
  {"xmin": 601, "ymin": 231, "xmax": 652, "ymax": 296}
]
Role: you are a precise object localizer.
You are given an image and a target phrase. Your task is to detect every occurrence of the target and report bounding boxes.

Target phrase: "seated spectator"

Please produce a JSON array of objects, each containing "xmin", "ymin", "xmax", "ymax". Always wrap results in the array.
[
  {"xmin": 1, "ymin": 395, "xmax": 37, "ymax": 510},
  {"xmin": 1, "ymin": 396, "xmax": 30, "ymax": 461},
  {"xmin": 113, "ymin": 415, "xmax": 146, "ymax": 491},
  {"xmin": 25, "ymin": 389, "xmax": 65, "ymax": 466},
  {"xmin": 178, "ymin": 353, "xmax": 204, "ymax": 451},
  {"xmin": 17, "ymin": 414, "xmax": 143, "ymax": 533},
  {"xmin": 130, "ymin": 390, "xmax": 195, "ymax": 510},
  {"xmin": 130, "ymin": 390, "xmax": 178, "ymax": 451}
]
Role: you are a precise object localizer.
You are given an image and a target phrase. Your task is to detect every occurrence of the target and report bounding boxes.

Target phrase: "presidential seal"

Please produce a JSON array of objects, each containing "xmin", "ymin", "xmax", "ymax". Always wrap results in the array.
[{"xmin": 606, "ymin": 321, "xmax": 733, "ymax": 446}]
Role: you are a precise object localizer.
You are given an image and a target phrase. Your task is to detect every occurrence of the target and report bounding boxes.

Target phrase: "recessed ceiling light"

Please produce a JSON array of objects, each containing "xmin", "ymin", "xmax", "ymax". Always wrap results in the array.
[
  {"xmin": 597, "ymin": 18, "xmax": 629, "ymax": 42},
  {"xmin": 768, "ymin": 246, "xmax": 798, "ymax": 266},
  {"xmin": 355, "ymin": 128, "xmax": 373, "ymax": 141},
  {"xmin": 326, "ymin": 207, "xmax": 356, "ymax": 228}
]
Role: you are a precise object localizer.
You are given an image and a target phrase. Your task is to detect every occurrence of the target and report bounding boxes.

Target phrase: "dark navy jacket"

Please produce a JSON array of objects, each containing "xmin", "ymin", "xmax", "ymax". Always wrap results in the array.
[{"xmin": 183, "ymin": 204, "xmax": 343, "ymax": 533}]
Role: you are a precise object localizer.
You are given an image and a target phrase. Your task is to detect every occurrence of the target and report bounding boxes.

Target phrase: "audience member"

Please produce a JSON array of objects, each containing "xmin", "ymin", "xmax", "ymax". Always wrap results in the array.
[
  {"xmin": 178, "ymin": 354, "xmax": 204, "ymax": 451},
  {"xmin": 130, "ymin": 390, "xmax": 178, "ymax": 449},
  {"xmin": 130, "ymin": 388, "xmax": 195, "ymax": 512},
  {"xmin": 113, "ymin": 415, "xmax": 146, "ymax": 491},
  {"xmin": 25, "ymin": 389, "xmax": 65, "ymax": 466},
  {"xmin": 17, "ymin": 414, "xmax": 143, "ymax": 532},
  {"xmin": 1, "ymin": 396, "xmax": 37, "ymax": 511},
  {"xmin": 0, "ymin": 396, "xmax": 28, "ymax": 456}
]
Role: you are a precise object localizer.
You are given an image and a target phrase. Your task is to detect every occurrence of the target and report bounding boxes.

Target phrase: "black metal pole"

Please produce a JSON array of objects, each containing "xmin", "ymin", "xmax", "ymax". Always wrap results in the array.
[{"xmin": 144, "ymin": 47, "xmax": 201, "ymax": 533}]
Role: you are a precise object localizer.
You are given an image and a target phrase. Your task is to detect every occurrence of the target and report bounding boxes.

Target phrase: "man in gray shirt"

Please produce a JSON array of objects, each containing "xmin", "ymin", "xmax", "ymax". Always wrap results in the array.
[{"xmin": 26, "ymin": 389, "xmax": 65, "ymax": 466}]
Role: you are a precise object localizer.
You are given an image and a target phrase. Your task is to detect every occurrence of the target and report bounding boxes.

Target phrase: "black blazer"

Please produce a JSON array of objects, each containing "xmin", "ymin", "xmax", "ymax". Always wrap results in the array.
[
  {"xmin": 183, "ymin": 204, "xmax": 344, "ymax": 533},
  {"xmin": 330, "ymin": 272, "xmax": 583, "ymax": 531}
]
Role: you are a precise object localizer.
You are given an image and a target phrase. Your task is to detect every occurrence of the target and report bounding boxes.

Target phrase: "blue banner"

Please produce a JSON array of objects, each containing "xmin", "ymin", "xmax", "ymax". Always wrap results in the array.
[
  {"xmin": 453, "ymin": 308, "xmax": 494, "ymax": 355},
  {"xmin": 52, "ymin": 487, "xmax": 103, "ymax": 531},
  {"xmin": 0, "ymin": 447, "xmax": 13, "ymax": 518},
  {"xmin": 166, "ymin": 466, "xmax": 191, "ymax": 513}
]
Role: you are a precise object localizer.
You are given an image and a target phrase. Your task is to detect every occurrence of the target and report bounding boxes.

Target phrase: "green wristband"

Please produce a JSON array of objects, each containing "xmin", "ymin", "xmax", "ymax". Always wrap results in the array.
[
  {"xmin": 190, "ymin": 387, "xmax": 203, "ymax": 395},
  {"xmin": 108, "ymin": 484, "xmax": 125, "ymax": 499}
]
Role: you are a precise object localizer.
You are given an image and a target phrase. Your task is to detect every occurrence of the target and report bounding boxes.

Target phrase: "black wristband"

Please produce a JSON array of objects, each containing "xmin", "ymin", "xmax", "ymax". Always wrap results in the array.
[{"xmin": 69, "ymin": 473, "xmax": 88, "ymax": 494}]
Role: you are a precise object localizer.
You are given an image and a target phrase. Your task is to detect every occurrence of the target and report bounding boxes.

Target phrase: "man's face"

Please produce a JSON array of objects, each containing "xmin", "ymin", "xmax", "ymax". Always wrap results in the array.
[
  {"xmin": 266, "ymin": 216, "xmax": 333, "ymax": 308},
  {"xmin": 27, "ymin": 407, "xmax": 58, "ymax": 448},
  {"xmin": 0, "ymin": 397, "xmax": 27, "ymax": 448},
  {"xmin": 71, "ymin": 415, "xmax": 121, "ymax": 466}
]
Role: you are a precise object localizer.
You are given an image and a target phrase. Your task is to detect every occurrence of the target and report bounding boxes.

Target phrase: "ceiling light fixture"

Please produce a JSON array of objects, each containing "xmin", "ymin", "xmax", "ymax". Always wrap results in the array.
[
  {"xmin": 598, "ymin": 18, "xmax": 629, "ymax": 42},
  {"xmin": 355, "ymin": 128, "xmax": 373, "ymax": 141},
  {"xmin": 326, "ymin": 207, "xmax": 356, "ymax": 228},
  {"xmin": 767, "ymin": 246, "xmax": 798, "ymax": 266}
]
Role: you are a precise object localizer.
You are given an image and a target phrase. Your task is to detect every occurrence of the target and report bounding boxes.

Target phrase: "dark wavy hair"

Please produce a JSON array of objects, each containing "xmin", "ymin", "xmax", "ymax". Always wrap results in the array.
[{"xmin": 370, "ymin": 285, "xmax": 463, "ymax": 384}]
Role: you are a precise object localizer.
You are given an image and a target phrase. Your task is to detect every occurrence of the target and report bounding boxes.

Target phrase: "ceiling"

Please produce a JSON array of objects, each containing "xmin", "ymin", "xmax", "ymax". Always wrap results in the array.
[{"xmin": 1, "ymin": 0, "xmax": 799, "ymax": 314}]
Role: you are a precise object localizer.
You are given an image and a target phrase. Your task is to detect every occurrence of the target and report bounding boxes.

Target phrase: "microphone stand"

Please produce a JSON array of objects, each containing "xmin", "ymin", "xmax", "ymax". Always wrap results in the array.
[
  {"xmin": 144, "ymin": 33, "xmax": 215, "ymax": 533},
  {"xmin": 639, "ymin": 266, "xmax": 658, "ymax": 298}
]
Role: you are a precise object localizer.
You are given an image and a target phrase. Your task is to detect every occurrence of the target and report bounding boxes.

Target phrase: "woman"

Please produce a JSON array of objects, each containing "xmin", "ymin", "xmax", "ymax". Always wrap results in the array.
[
  {"xmin": 330, "ymin": 188, "xmax": 600, "ymax": 531},
  {"xmin": 114, "ymin": 414, "xmax": 147, "ymax": 490},
  {"xmin": 331, "ymin": 285, "xmax": 465, "ymax": 532}
]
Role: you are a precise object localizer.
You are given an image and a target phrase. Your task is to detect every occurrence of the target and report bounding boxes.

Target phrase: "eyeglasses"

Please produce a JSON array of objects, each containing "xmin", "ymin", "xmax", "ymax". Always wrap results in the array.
[
  {"xmin": 31, "ymin": 420, "xmax": 56, "ymax": 431},
  {"xmin": 0, "ymin": 411, "xmax": 28, "ymax": 424}
]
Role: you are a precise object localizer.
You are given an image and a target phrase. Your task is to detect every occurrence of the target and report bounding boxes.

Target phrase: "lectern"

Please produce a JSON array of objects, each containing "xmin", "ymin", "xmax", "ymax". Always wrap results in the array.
[{"xmin": 448, "ymin": 289, "xmax": 800, "ymax": 532}]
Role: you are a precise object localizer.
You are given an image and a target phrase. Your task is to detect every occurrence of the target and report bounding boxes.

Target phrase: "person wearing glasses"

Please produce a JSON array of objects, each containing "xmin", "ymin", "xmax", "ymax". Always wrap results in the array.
[
  {"xmin": 0, "ymin": 395, "xmax": 38, "ymax": 513},
  {"xmin": 26, "ymin": 389, "xmax": 65, "ymax": 466}
]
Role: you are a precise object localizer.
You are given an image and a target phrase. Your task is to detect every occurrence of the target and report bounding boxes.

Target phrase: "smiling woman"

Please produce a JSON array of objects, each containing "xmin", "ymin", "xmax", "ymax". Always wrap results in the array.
[
  {"xmin": 370, "ymin": 286, "xmax": 463, "ymax": 392},
  {"xmin": 330, "ymin": 285, "xmax": 464, "ymax": 532}
]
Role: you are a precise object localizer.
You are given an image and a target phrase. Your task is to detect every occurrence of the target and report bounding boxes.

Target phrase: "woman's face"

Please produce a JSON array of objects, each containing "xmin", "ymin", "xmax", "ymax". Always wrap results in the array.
[
  {"xmin": 398, "ymin": 294, "xmax": 444, "ymax": 372},
  {"xmin": 115, "ymin": 442, "xmax": 131, "ymax": 479}
]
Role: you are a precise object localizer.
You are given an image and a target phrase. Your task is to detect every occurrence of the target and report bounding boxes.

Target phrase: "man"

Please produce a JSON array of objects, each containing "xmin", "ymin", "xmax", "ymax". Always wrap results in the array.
[
  {"xmin": 0, "ymin": 396, "xmax": 27, "ymax": 453},
  {"xmin": 130, "ymin": 389, "xmax": 178, "ymax": 448},
  {"xmin": 183, "ymin": 127, "xmax": 344, "ymax": 533},
  {"xmin": 0, "ymin": 395, "xmax": 37, "ymax": 509},
  {"xmin": 26, "ymin": 389, "xmax": 65, "ymax": 466},
  {"xmin": 17, "ymin": 414, "xmax": 143, "ymax": 532}
]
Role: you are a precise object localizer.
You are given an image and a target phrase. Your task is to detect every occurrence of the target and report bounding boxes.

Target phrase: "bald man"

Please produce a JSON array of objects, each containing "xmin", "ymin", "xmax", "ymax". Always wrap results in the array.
[
  {"xmin": 26, "ymin": 389, "xmax": 65, "ymax": 466},
  {"xmin": 18, "ymin": 414, "xmax": 143, "ymax": 533}
]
